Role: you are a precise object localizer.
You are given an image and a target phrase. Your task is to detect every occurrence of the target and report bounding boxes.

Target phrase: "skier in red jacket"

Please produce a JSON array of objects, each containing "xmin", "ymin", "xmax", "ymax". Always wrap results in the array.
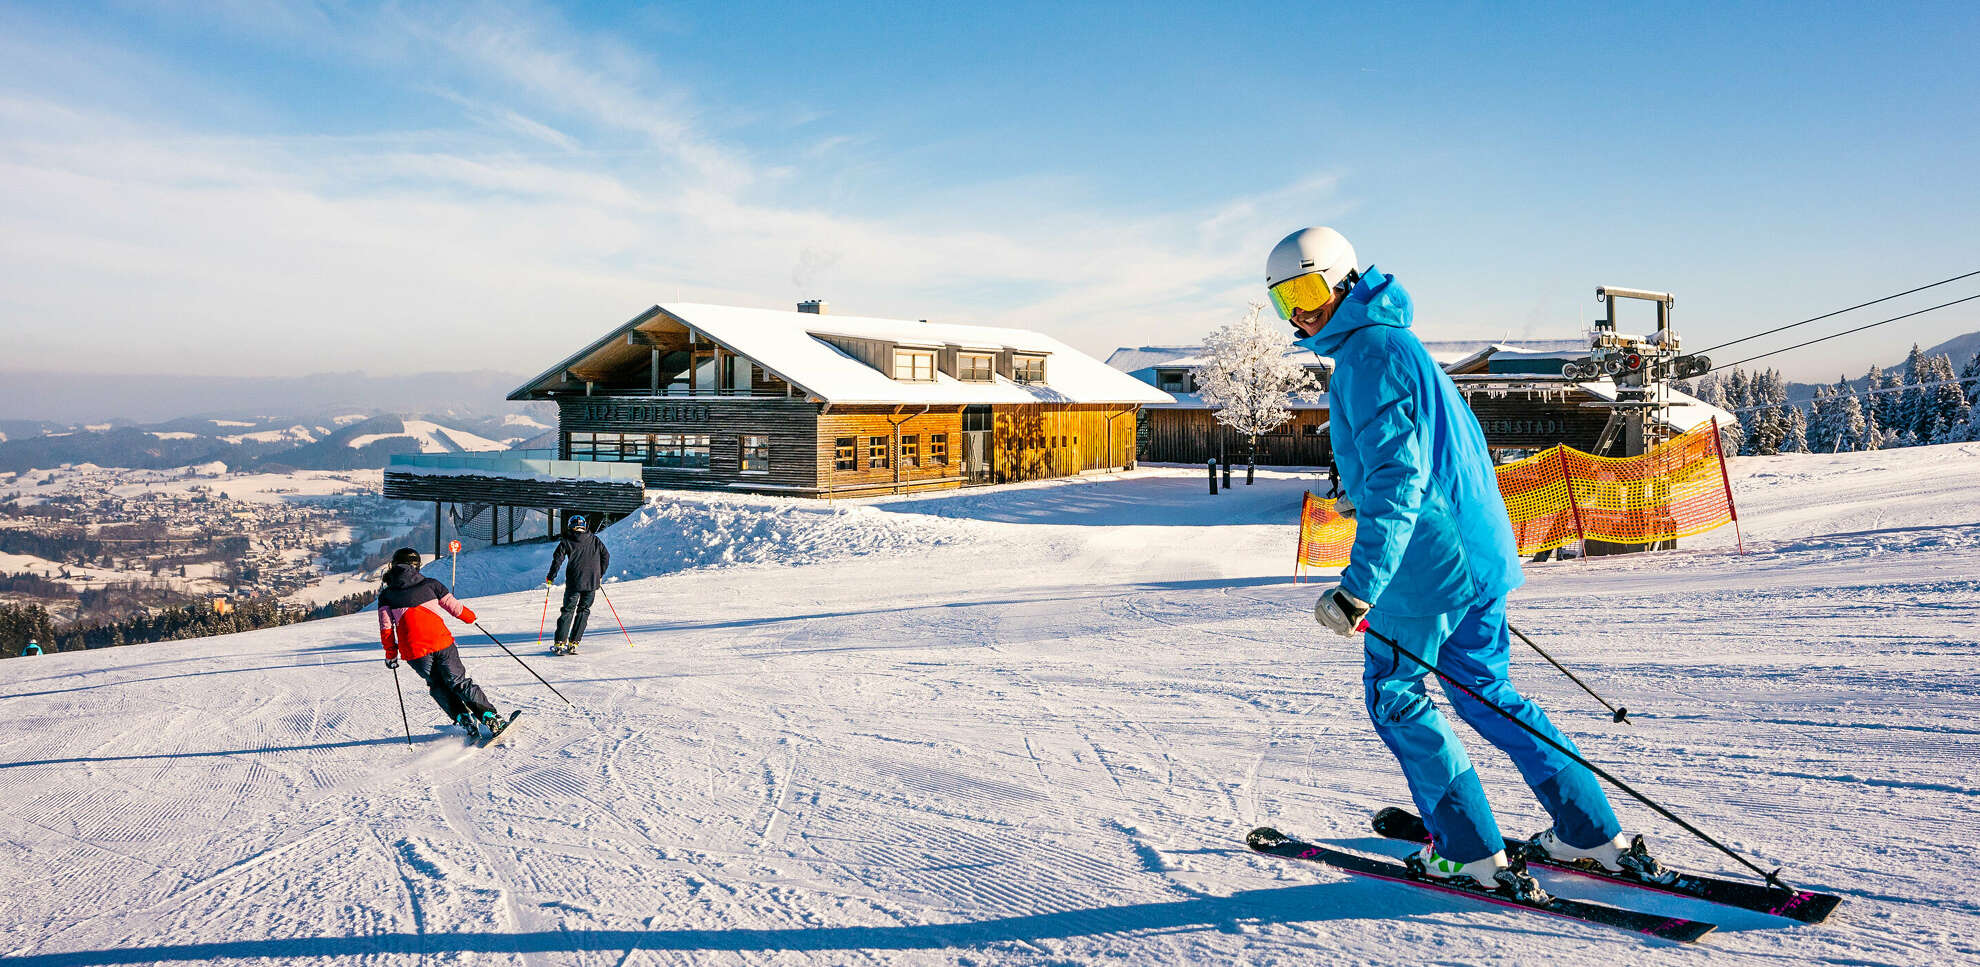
[{"xmin": 377, "ymin": 547, "xmax": 507, "ymax": 738}]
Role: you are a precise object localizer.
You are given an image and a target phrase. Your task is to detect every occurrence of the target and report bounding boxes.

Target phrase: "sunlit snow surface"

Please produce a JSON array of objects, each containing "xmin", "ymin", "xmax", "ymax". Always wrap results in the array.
[{"xmin": 3, "ymin": 446, "xmax": 1977, "ymax": 965}]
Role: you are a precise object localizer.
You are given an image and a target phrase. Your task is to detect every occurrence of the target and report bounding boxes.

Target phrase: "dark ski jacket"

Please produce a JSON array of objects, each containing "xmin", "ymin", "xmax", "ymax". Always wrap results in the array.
[
  {"xmin": 376, "ymin": 564, "xmax": 476, "ymax": 661},
  {"xmin": 547, "ymin": 532, "xmax": 610, "ymax": 591}
]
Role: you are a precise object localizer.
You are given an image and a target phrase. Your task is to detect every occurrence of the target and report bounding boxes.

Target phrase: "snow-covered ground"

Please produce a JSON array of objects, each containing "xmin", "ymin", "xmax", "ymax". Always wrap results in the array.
[{"xmin": 1, "ymin": 446, "xmax": 1976, "ymax": 965}]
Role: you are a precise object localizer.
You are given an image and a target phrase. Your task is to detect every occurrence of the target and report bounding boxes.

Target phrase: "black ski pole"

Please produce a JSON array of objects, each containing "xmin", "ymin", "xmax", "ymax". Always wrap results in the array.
[
  {"xmin": 389, "ymin": 662, "xmax": 412, "ymax": 749},
  {"xmin": 473, "ymin": 622, "xmax": 575, "ymax": 707},
  {"xmin": 1360, "ymin": 624, "xmax": 1795, "ymax": 892},
  {"xmin": 1507, "ymin": 621, "xmax": 1631, "ymax": 724}
]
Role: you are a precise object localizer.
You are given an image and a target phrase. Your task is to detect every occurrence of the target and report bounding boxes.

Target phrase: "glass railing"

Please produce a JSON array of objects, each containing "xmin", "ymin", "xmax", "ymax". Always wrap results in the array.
[{"xmin": 386, "ymin": 452, "xmax": 645, "ymax": 482}]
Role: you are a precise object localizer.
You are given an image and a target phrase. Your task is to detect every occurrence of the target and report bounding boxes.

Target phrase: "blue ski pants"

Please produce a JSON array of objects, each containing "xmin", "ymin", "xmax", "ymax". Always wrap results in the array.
[{"xmin": 1364, "ymin": 594, "xmax": 1619, "ymax": 863}]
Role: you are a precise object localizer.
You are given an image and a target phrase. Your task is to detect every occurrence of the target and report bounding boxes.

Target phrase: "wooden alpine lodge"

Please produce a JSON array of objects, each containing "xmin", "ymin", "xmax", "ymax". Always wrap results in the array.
[{"xmin": 383, "ymin": 300, "xmax": 1170, "ymax": 537}]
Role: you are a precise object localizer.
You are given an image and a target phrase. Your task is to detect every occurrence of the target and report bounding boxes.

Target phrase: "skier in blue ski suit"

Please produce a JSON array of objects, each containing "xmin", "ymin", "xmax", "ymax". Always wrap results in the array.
[{"xmin": 1266, "ymin": 226, "xmax": 1649, "ymax": 890}]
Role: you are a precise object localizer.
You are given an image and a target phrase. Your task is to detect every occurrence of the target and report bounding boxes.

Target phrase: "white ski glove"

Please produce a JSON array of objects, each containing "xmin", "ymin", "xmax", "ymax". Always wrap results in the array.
[
  {"xmin": 1315, "ymin": 588, "xmax": 1371, "ymax": 636},
  {"xmin": 1332, "ymin": 493, "xmax": 1356, "ymax": 519}
]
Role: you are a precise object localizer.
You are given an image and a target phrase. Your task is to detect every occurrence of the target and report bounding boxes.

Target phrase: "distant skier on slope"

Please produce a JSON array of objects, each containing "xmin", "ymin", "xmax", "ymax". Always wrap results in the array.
[
  {"xmin": 377, "ymin": 547, "xmax": 509, "ymax": 738},
  {"xmin": 1268, "ymin": 227, "xmax": 1671, "ymax": 900},
  {"xmin": 544, "ymin": 515, "xmax": 610, "ymax": 656},
  {"xmin": 22, "ymin": 639, "xmax": 42, "ymax": 656}
]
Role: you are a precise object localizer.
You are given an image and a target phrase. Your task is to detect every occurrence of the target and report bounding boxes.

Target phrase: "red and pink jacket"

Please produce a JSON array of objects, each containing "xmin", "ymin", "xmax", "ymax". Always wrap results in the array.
[{"xmin": 376, "ymin": 564, "xmax": 476, "ymax": 661}]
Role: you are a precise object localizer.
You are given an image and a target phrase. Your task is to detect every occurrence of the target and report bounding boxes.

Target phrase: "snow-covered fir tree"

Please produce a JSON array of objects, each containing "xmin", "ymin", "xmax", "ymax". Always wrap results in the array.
[
  {"xmin": 1783, "ymin": 402, "xmax": 1809, "ymax": 453},
  {"xmin": 1830, "ymin": 376, "xmax": 1868, "ymax": 451},
  {"xmin": 1925, "ymin": 354, "xmax": 1968, "ymax": 443},
  {"xmin": 1962, "ymin": 352, "xmax": 1980, "ymax": 409},
  {"xmin": 1897, "ymin": 344, "xmax": 1929, "ymax": 440},
  {"xmin": 1864, "ymin": 364, "xmax": 1894, "ymax": 434},
  {"xmin": 1806, "ymin": 386, "xmax": 1836, "ymax": 451},
  {"xmin": 1191, "ymin": 303, "xmax": 1322, "ymax": 478}
]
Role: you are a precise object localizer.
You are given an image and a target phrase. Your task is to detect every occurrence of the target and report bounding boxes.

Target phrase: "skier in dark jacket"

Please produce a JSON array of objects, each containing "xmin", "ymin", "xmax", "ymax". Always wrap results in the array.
[
  {"xmin": 545, "ymin": 515, "xmax": 610, "ymax": 656},
  {"xmin": 377, "ymin": 547, "xmax": 507, "ymax": 738}
]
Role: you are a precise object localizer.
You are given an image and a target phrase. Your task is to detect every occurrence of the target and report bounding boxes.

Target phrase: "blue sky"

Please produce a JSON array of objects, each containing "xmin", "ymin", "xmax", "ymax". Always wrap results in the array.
[{"xmin": 1, "ymin": 1, "xmax": 1975, "ymax": 381}]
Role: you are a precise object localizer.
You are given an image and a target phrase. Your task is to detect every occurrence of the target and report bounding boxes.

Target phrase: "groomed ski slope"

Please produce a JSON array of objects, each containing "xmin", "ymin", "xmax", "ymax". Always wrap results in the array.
[{"xmin": 3, "ymin": 444, "xmax": 1977, "ymax": 966}]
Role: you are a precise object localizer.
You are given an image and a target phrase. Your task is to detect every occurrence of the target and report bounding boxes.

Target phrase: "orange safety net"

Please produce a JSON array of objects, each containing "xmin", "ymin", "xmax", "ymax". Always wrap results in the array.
[{"xmin": 1295, "ymin": 420, "xmax": 1739, "ymax": 578}]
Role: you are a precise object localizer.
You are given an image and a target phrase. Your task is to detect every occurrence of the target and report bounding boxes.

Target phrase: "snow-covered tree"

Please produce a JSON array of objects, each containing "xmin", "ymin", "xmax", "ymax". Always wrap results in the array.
[
  {"xmin": 1925, "ymin": 354, "xmax": 1968, "ymax": 443},
  {"xmin": 1897, "ymin": 344, "xmax": 1929, "ymax": 441},
  {"xmin": 1806, "ymin": 386, "xmax": 1836, "ymax": 451},
  {"xmin": 1830, "ymin": 376, "xmax": 1867, "ymax": 451},
  {"xmin": 1782, "ymin": 403, "xmax": 1809, "ymax": 453},
  {"xmin": 1962, "ymin": 352, "xmax": 1980, "ymax": 409},
  {"xmin": 1192, "ymin": 303, "xmax": 1322, "ymax": 481},
  {"xmin": 1863, "ymin": 364, "xmax": 1894, "ymax": 436}
]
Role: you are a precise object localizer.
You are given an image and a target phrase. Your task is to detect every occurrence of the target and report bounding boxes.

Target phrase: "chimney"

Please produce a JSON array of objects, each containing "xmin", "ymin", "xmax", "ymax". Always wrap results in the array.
[{"xmin": 797, "ymin": 299, "xmax": 828, "ymax": 315}]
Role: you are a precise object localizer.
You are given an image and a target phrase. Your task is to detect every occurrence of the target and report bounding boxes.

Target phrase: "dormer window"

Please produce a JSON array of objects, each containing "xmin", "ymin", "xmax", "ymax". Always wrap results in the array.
[
  {"xmin": 1013, "ymin": 355, "xmax": 1046, "ymax": 384},
  {"xmin": 893, "ymin": 349, "xmax": 936, "ymax": 381},
  {"xmin": 957, "ymin": 353, "xmax": 995, "ymax": 382},
  {"xmin": 1157, "ymin": 369, "xmax": 1191, "ymax": 393}
]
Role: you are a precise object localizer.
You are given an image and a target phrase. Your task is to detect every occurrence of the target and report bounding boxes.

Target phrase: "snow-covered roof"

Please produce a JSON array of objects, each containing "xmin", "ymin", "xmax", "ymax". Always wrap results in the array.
[
  {"xmin": 1420, "ymin": 338, "xmax": 1587, "ymax": 366},
  {"xmin": 513, "ymin": 304, "xmax": 1172, "ymax": 406},
  {"xmin": 1576, "ymin": 380, "xmax": 1737, "ymax": 434}
]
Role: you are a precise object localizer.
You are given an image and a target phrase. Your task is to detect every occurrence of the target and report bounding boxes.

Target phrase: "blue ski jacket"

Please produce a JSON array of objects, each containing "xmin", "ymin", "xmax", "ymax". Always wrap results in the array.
[{"xmin": 1295, "ymin": 266, "xmax": 1524, "ymax": 616}]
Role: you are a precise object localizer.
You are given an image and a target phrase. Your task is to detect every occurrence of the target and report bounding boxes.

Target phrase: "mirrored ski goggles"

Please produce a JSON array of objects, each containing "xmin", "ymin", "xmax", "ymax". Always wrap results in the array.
[{"xmin": 1268, "ymin": 272, "xmax": 1337, "ymax": 321}]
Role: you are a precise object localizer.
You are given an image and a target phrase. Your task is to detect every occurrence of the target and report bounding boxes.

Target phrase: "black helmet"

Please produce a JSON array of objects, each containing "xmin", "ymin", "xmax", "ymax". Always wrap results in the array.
[{"xmin": 390, "ymin": 547, "xmax": 422, "ymax": 567}]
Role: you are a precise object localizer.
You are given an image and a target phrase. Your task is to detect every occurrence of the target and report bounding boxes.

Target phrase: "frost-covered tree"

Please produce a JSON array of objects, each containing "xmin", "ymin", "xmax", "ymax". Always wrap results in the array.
[
  {"xmin": 1806, "ymin": 386, "xmax": 1836, "ymax": 451},
  {"xmin": 1862, "ymin": 364, "xmax": 1892, "ymax": 433},
  {"xmin": 1897, "ymin": 344, "xmax": 1929, "ymax": 441},
  {"xmin": 1830, "ymin": 376, "xmax": 1867, "ymax": 451},
  {"xmin": 1741, "ymin": 369, "xmax": 1790, "ymax": 455},
  {"xmin": 1925, "ymin": 354, "xmax": 1968, "ymax": 443},
  {"xmin": 1782, "ymin": 403, "xmax": 1809, "ymax": 453},
  {"xmin": 1962, "ymin": 352, "xmax": 1980, "ymax": 409},
  {"xmin": 1192, "ymin": 303, "xmax": 1322, "ymax": 482}
]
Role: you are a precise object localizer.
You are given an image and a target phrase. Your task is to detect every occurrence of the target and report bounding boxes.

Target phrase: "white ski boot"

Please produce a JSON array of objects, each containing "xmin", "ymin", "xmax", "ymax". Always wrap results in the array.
[
  {"xmin": 1530, "ymin": 829, "xmax": 1677, "ymax": 885},
  {"xmin": 1407, "ymin": 844, "xmax": 1551, "ymax": 902}
]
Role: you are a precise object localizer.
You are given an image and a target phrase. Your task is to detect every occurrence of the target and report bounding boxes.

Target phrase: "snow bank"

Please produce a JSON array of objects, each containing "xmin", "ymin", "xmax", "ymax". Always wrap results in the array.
[{"xmin": 450, "ymin": 491, "xmax": 985, "ymax": 595}]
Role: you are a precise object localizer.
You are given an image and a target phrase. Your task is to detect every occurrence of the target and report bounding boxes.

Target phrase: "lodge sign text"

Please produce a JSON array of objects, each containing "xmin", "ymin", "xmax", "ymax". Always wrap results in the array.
[{"xmin": 576, "ymin": 402, "xmax": 712, "ymax": 424}]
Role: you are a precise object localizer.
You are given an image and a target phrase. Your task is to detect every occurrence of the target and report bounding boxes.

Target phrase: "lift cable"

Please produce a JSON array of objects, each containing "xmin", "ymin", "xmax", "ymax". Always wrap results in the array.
[
  {"xmin": 1703, "ymin": 292, "xmax": 1980, "ymax": 377},
  {"xmin": 1695, "ymin": 268, "xmax": 1980, "ymax": 356}
]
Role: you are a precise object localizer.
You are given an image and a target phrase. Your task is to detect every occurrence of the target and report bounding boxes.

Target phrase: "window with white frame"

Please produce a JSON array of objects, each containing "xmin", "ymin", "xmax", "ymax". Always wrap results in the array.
[
  {"xmin": 893, "ymin": 349, "xmax": 936, "ymax": 381},
  {"xmin": 957, "ymin": 353, "xmax": 995, "ymax": 382}
]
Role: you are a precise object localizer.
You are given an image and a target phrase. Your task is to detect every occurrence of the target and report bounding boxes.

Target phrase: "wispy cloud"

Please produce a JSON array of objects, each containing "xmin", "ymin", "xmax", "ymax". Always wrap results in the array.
[{"xmin": 0, "ymin": 1, "xmax": 1347, "ymax": 376}]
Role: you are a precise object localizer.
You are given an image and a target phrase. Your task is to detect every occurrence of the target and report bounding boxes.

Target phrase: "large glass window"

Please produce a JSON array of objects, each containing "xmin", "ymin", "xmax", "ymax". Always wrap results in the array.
[
  {"xmin": 957, "ymin": 354, "xmax": 994, "ymax": 382},
  {"xmin": 568, "ymin": 432, "xmax": 650, "ymax": 462},
  {"xmin": 651, "ymin": 433, "xmax": 711, "ymax": 469},
  {"xmin": 1013, "ymin": 355, "xmax": 1047, "ymax": 383},
  {"xmin": 834, "ymin": 437, "xmax": 857, "ymax": 471},
  {"xmin": 900, "ymin": 435, "xmax": 919, "ymax": 467},
  {"xmin": 929, "ymin": 433, "xmax": 948, "ymax": 465},
  {"xmin": 741, "ymin": 435, "xmax": 770, "ymax": 473},
  {"xmin": 893, "ymin": 349, "xmax": 936, "ymax": 381},
  {"xmin": 868, "ymin": 436, "xmax": 890, "ymax": 468}
]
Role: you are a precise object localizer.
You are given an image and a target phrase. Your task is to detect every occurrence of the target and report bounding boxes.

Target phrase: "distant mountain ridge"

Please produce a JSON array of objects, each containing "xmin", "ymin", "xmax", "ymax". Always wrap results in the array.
[
  {"xmin": 0, "ymin": 369, "xmax": 536, "ymax": 424},
  {"xmin": 0, "ymin": 411, "xmax": 552, "ymax": 474}
]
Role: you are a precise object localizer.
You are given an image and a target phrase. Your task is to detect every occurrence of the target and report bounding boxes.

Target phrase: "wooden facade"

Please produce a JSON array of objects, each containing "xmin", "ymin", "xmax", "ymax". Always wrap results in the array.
[
  {"xmin": 553, "ymin": 399, "xmax": 1139, "ymax": 498},
  {"xmin": 1138, "ymin": 408, "xmax": 1333, "ymax": 466},
  {"xmin": 1138, "ymin": 388, "xmax": 1614, "ymax": 467}
]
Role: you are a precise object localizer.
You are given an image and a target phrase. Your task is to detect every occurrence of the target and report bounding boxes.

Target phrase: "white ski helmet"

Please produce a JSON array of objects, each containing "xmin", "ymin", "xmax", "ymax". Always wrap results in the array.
[{"xmin": 1265, "ymin": 227, "xmax": 1359, "ymax": 319}]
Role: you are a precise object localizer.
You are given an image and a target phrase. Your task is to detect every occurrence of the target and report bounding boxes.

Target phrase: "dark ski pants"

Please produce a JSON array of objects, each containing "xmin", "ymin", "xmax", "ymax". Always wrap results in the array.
[
  {"xmin": 408, "ymin": 645, "xmax": 496, "ymax": 721},
  {"xmin": 1363, "ymin": 594, "xmax": 1620, "ymax": 864},
  {"xmin": 555, "ymin": 588, "xmax": 595, "ymax": 644}
]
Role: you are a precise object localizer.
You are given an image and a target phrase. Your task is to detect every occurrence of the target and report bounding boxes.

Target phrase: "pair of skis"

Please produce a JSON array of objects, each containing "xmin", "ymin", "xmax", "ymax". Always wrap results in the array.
[{"xmin": 1247, "ymin": 808, "xmax": 1840, "ymax": 944}]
